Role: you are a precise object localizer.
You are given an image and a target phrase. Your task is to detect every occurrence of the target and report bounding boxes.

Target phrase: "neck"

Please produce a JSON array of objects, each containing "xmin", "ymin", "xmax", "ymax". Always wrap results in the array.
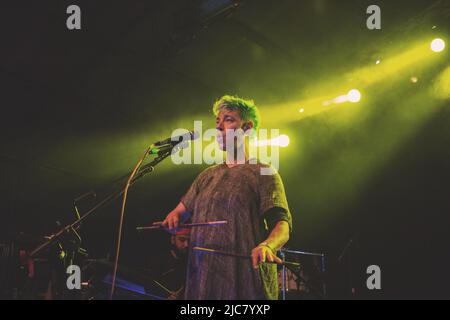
[{"xmin": 225, "ymin": 145, "xmax": 249, "ymax": 166}]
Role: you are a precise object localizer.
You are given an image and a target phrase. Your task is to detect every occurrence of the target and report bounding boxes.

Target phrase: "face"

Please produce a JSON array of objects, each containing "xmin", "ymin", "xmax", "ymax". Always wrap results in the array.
[
  {"xmin": 171, "ymin": 235, "xmax": 189, "ymax": 255},
  {"xmin": 215, "ymin": 108, "xmax": 246, "ymax": 151}
]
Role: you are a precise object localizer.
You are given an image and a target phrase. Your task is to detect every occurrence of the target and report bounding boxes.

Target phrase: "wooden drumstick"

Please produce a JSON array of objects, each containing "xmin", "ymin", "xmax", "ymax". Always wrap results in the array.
[
  {"xmin": 136, "ymin": 220, "xmax": 228, "ymax": 231},
  {"xmin": 192, "ymin": 246, "xmax": 301, "ymax": 267}
]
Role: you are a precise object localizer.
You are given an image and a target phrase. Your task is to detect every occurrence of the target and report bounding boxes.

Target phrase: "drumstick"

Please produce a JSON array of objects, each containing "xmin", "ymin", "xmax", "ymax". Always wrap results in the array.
[
  {"xmin": 136, "ymin": 220, "xmax": 228, "ymax": 231},
  {"xmin": 152, "ymin": 280, "xmax": 173, "ymax": 295},
  {"xmin": 192, "ymin": 246, "xmax": 301, "ymax": 267}
]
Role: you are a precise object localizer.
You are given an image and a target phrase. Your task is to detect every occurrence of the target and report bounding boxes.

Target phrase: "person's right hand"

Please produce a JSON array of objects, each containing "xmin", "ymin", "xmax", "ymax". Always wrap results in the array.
[{"xmin": 162, "ymin": 209, "xmax": 182, "ymax": 230}]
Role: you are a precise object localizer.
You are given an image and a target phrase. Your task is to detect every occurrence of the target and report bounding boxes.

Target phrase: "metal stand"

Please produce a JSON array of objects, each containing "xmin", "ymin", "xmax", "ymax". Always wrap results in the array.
[
  {"xmin": 28, "ymin": 143, "xmax": 183, "ymax": 259},
  {"xmin": 279, "ymin": 248, "xmax": 327, "ymax": 300}
]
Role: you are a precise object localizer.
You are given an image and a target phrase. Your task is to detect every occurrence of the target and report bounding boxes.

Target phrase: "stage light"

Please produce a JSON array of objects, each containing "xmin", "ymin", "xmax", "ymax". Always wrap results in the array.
[
  {"xmin": 375, "ymin": 60, "xmax": 381, "ymax": 65},
  {"xmin": 431, "ymin": 38, "xmax": 445, "ymax": 52},
  {"xmin": 347, "ymin": 89, "xmax": 361, "ymax": 103},
  {"xmin": 278, "ymin": 135, "xmax": 290, "ymax": 147},
  {"xmin": 254, "ymin": 135, "xmax": 290, "ymax": 147},
  {"xmin": 410, "ymin": 76, "xmax": 418, "ymax": 83},
  {"xmin": 299, "ymin": 108, "xmax": 305, "ymax": 113},
  {"xmin": 322, "ymin": 89, "xmax": 361, "ymax": 106},
  {"xmin": 334, "ymin": 95, "xmax": 348, "ymax": 104}
]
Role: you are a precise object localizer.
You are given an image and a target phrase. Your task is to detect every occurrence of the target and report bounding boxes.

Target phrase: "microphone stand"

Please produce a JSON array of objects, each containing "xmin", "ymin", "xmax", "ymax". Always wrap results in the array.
[
  {"xmin": 337, "ymin": 234, "xmax": 358, "ymax": 298},
  {"xmin": 28, "ymin": 142, "xmax": 184, "ymax": 260},
  {"xmin": 108, "ymin": 142, "xmax": 189, "ymax": 300}
]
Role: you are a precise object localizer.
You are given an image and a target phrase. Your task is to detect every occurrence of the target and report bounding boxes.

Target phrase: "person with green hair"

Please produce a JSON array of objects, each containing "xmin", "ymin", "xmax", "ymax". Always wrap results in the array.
[{"xmin": 162, "ymin": 95, "xmax": 292, "ymax": 300}]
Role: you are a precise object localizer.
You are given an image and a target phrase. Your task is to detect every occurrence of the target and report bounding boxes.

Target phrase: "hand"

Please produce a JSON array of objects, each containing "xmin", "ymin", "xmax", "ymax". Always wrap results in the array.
[
  {"xmin": 251, "ymin": 244, "xmax": 283, "ymax": 269},
  {"xmin": 162, "ymin": 210, "xmax": 182, "ymax": 230},
  {"xmin": 167, "ymin": 286, "xmax": 184, "ymax": 300},
  {"xmin": 167, "ymin": 292, "xmax": 177, "ymax": 300}
]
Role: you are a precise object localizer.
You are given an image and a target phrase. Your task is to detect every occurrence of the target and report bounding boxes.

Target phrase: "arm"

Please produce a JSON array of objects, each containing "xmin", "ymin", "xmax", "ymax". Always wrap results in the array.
[
  {"xmin": 251, "ymin": 220, "xmax": 290, "ymax": 269},
  {"xmin": 263, "ymin": 220, "xmax": 290, "ymax": 252},
  {"xmin": 255, "ymin": 169, "xmax": 291, "ymax": 268}
]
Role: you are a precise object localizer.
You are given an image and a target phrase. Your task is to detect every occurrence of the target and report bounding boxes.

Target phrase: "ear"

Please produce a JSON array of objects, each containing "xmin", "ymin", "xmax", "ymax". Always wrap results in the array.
[{"xmin": 242, "ymin": 121, "xmax": 254, "ymax": 131}]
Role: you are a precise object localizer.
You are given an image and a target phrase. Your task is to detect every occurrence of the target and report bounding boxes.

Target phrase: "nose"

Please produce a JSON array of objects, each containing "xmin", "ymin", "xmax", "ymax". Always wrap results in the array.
[{"xmin": 216, "ymin": 119, "xmax": 224, "ymax": 131}]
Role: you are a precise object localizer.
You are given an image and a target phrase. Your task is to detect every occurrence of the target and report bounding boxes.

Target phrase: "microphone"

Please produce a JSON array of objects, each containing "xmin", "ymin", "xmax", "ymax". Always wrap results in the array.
[{"xmin": 153, "ymin": 130, "xmax": 199, "ymax": 147}]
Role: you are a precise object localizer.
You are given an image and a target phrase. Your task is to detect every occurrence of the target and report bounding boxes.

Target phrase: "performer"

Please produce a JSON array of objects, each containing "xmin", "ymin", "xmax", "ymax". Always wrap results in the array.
[
  {"xmin": 157, "ymin": 228, "xmax": 190, "ymax": 299},
  {"xmin": 162, "ymin": 95, "xmax": 292, "ymax": 300}
]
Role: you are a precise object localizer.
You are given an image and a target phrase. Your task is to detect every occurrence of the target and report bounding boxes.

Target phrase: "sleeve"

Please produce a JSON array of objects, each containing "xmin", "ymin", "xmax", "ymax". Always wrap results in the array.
[{"xmin": 259, "ymin": 168, "xmax": 293, "ymax": 233}]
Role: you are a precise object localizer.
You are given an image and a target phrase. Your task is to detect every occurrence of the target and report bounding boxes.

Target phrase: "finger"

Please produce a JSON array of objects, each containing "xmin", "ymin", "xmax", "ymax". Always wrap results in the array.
[
  {"xmin": 260, "ymin": 249, "xmax": 266, "ymax": 264},
  {"xmin": 274, "ymin": 256, "xmax": 283, "ymax": 264},
  {"xmin": 172, "ymin": 217, "xmax": 179, "ymax": 229},
  {"xmin": 267, "ymin": 252, "xmax": 274, "ymax": 263},
  {"xmin": 252, "ymin": 251, "xmax": 258, "ymax": 269}
]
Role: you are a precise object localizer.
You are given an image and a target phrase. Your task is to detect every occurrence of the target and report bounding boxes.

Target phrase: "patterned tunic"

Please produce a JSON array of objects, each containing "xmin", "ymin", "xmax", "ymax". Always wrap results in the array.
[{"xmin": 181, "ymin": 162, "xmax": 292, "ymax": 300}]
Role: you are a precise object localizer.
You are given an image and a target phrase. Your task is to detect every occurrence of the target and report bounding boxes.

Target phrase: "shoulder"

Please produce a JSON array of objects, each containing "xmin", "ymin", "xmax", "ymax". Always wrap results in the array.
[
  {"xmin": 247, "ymin": 161, "xmax": 280, "ymax": 177},
  {"xmin": 200, "ymin": 164, "xmax": 222, "ymax": 176},
  {"xmin": 193, "ymin": 164, "xmax": 222, "ymax": 182}
]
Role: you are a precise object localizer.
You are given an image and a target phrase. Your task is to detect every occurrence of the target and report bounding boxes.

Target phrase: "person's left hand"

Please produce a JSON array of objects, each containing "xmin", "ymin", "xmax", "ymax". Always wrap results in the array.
[{"xmin": 251, "ymin": 244, "xmax": 283, "ymax": 269}]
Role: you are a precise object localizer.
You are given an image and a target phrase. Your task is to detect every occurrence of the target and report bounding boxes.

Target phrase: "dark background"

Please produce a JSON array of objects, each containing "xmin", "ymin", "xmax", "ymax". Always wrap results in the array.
[{"xmin": 1, "ymin": 0, "xmax": 449, "ymax": 299}]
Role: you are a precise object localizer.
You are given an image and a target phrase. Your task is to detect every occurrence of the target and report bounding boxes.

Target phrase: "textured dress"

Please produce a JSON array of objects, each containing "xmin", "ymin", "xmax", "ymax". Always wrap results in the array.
[{"xmin": 181, "ymin": 162, "xmax": 292, "ymax": 300}]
